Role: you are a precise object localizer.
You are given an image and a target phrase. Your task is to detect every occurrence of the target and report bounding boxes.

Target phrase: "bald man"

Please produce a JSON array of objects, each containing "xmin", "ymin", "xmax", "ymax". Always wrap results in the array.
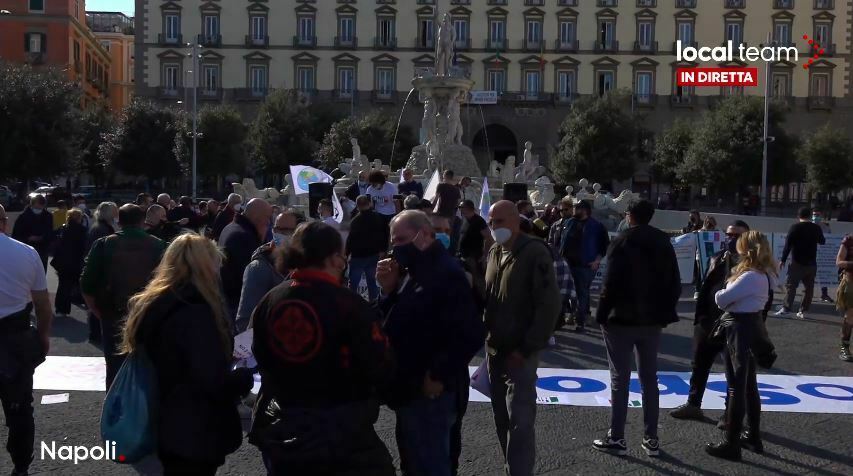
[
  {"xmin": 211, "ymin": 192, "xmax": 243, "ymax": 241},
  {"xmin": 156, "ymin": 193, "xmax": 171, "ymax": 209},
  {"xmin": 219, "ymin": 198, "xmax": 273, "ymax": 324},
  {"xmin": 484, "ymin": 200, "xmax": 561, "ymax": 476}
]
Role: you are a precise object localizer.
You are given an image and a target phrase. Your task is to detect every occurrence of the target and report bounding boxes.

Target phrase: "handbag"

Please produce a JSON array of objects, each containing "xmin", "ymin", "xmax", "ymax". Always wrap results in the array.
[{"xmin": 99, "ymin": 348, "xmax": 159, "ymax": 463}]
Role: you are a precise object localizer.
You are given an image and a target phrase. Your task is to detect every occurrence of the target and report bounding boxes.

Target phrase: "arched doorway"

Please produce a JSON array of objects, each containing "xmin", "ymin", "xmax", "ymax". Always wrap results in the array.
[{"xmin": 472, "ymin": 124, "xmax": 518, "ymax": 175}]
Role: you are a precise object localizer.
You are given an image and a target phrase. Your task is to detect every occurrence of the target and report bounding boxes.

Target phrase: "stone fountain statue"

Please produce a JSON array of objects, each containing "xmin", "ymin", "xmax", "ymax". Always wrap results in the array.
[
  {"xmin": 563, "ymin": 186, "xmax": 574, "ymax": 201},
  {"xmin": 514, "ymin": 141, "xmax": 545, "ymax": 183},
  {"xmin": 576, "ymin": 178, "xmax": 594, "ymax": 201},
  {"xmin": 406, "ymin": 12, "xmax": 481, "ymax": 178},
  {"xmin": 529, "ymin": 176, "xmax": 555, "ymax": 208}
]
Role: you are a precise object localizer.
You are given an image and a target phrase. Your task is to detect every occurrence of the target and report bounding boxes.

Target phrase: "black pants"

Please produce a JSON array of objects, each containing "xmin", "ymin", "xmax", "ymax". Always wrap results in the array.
[
  {"xmin": 687, "ymin": 322, "xmax": 726, "ymax": 407},
  {"xmin": 54, "ymin": 273, "xmax": 78, "ymax": 315},
  {"xmin": 723, "ymin": 316, "xmax": 761, "ymax": 440},
  {"xmin": 0, "ymin": 367, "xmax": 35, "ymax": 471},
  {"xmin": 101, "ymin": 317, "xmax": 126, "ymax": 390},
  {"xmin": 450, "ymin": 366, "xmax": 470, "ymax": 476},
  {"xmin": 160, "ymin": 451, "xmax": 220, "ymax": 476}
]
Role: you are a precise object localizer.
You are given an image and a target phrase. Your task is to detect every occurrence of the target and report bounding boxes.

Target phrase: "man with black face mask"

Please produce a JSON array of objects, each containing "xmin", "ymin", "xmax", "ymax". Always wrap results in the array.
[
  {"xmin": 376, "ymin": 210, "xmax": 485, "ymax": 476},
  {"xmin": 559, "ymin": 200, "xmax": 609, "ymax": 333},
  {"xmin": 671, "ymin": 220, "xmax": 750, "ymax": 422}
]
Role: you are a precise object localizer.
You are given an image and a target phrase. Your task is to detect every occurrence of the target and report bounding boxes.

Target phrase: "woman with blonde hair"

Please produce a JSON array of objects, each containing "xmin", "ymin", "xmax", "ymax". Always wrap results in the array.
[
  {"xmin": 121, "ymin": 234, "xmax": 253, "ymax": 475},
  {"xmin": 706, "ymin": 231, "xmax": 777, "ymax": 461}
]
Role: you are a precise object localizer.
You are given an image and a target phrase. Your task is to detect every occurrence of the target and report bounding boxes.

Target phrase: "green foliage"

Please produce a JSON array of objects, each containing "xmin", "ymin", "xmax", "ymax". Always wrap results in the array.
[
  {"xmin": 797, "ymin": 124, "xmax": 853, "ymax": 194},
  {"xmin": 552, "ymin": 92, "xmax": 639, "ymax": 184},
  {"xmin": 74, "ymin": 107, "xmax": 115, "ymax": 185},
  {"xmin": 0, "ymin": 63, "xmax": 82, "ymax": 181},
  {"xmin": 99, "ymin": 99, "xmax": 187, "ymax": 180},
  {"xmin": 247, "ymin": 90, "xmax": 319, "ymax": 175},
  {"xmin": 315, "ymin": 111, "xmax": 417, "ymax": 171},
  {"xmin": 190, "ymin": 105, "xmax": 249, "ymax": 177},
  {"xmin": 652, "ymin": 118, "xmax": 694, "ymax": 185}
]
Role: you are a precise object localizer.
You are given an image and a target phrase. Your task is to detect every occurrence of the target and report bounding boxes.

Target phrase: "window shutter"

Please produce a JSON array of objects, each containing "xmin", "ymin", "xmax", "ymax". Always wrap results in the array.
[
  {"xmin": 41, "ymin": 33, "xmax": 47, "ymax": 54},
  {"xmin": 25, "ymin": 33, "xmax": 30, "ymax": 52}
]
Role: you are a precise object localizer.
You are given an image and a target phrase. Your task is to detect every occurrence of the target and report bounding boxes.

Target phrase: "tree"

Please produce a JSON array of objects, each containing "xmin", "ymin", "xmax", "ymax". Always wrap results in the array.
[
  {"xmin": 247, "ymin": 89, "xmax": 318, "ymax": 176},
  {"xmin": 74, "ymin": 107, "xmax": 115, "ymax": 186},
  {"xmin": 552, "ymin": 92, "xmax": 640, "ymax": 185},
  {"xmin": 0, "ymin": 63, "xmax": 81, "ymax": 182},
  {"xmin": 191, "ymin": 105, "xmax": 248, "ymax": 180},
  {"xmin": 677, "ymin": 96, "xmax": 797, "ymax": 192},
  {"xmin": 314, "ymin": 111, "xmax": 418, "ymax": 171},
  {"xmin": 798, "ymin": 124, "xmax": 853, "ymax": 195},
  {"xmin": 653, "ymin": 118, "xmax": 694, "ymax": 185},
  {"xmin": 99, "ymin": 99, "xmax": 187, "ymax": 181}
]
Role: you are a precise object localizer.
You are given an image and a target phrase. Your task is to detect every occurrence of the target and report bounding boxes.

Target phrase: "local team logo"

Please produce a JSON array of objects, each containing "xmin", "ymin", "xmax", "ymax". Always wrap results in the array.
[{"xmin": 268, "ymin": 300, "xmax": 324, "ymax": 363}]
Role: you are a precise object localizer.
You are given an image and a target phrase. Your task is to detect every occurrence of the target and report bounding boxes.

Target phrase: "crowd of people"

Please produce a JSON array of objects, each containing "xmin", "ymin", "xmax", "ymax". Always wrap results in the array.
[{"xmin": 0, "ymin": 171, "xmax": 851, "ymax": 475}]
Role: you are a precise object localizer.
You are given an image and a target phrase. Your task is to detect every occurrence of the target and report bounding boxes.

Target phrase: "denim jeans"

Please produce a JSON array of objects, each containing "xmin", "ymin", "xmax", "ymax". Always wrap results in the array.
[
  {"xmin": 349, "ymin": 255, "xmax": 380, "ymax": 301},
  {"xmin": 569, "ymin": 266, "xmax": 595, "ymax": 326},
  {"xmin": 395, "ymin": 392, "xmax": 457, "ymax": 476}
]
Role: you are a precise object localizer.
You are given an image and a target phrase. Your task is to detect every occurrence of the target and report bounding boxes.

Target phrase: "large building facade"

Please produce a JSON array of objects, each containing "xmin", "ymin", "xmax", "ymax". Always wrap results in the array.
[
  {"xmin": 135, "ymin": 0, "xmax": 852, "ymax": 175},
  {"xmin": 87, "ymin": 11, "xmax": 135, "ymax": 113},
  {"xmin": 0, "ymin": 0, "xmax": 111, "ymax": 109}
]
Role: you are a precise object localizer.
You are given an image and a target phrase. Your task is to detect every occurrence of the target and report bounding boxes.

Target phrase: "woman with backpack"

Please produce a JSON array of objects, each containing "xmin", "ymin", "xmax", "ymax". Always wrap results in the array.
[{"xmin": 120, "ymin": 234, "xmax": 253, "ymax": 474}]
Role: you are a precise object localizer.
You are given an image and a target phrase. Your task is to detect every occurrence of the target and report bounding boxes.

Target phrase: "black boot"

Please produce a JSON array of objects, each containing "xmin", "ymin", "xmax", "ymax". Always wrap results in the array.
[
  {"xmin": 705, "ymin": 439, "xmax": 742, "ymax": 461},
  {"xmin": 740, "ymin": 430, "xmax": 764, "ymax": 454}
]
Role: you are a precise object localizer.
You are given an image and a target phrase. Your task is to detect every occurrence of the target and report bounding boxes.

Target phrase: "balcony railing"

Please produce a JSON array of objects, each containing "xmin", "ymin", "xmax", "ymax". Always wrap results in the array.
[
  {"xmin": 374, "ymin": 37, "xmax": 397, "ymax": 50},
  {"xmin": 197, "ymin": 34, "xmax": 221, "ymax": 48},
  {"xmin": 594, "ymin": 40, "xmax": 619, "ymax": 52},
  {"xmin": 807, "ymin": 96, "xmax": 835, "ymax": 110},
  {"xmin": 335, "ymin": 36, "xmax": 358, "ymax": 48},
  {"xmin": 553, "ymin": 92, "xmax": 579, "ymax": 105},
  {"xmin": 200, "ymin": 88, "xmax": 223, "ymax": 100},
  {"xmin": 157, "ymin": 34, "xmax": 182, "ymax": 46},
  {"xmin": 812, "ymin": 43, "xmax": 835, "ymax": 57},
  {"xmin": 597, "ymin": 0, "xmax": 618, "ymax": 6},
  {"xmin": 634, "ymin": 40, "xmax": 658, "ymax": 53},
  {"xmin": 675, "ymin": 0, "xmax": 696, "ymax": 6},
  {"xmin": 160, "ymin": 87, "xmax": 180, "ymax": 98},
  {"xmin": 558, "ymin": 0, "xmax": 578, "ymax": 5},
  {"xmin": 245, "ymin": 35, "xmax": 269, "ymax": 48},
  {"xmin": 773, "ymin": 0, "xmax": 794, "ymax": 8},
  {"xmin": 636, "ymin": 0, "xmax": 656, "ymax": 6},
  {"xmin": 673, "ymin": 41, "xmax": 697, "ymax": 53},
  {"xmin": 333, "ymin": 89, "xmax": 359, "ymax": 102},
  {"xmin": 372, "ymin": 90, "xmax": 398, "ymax": 103},
  {"xmin": 669, "ymin": 94, "xmax": 695, "ymax": 107},
  {"xmin": 486, "ymin": 38, "xmax": 508, "ymax": 51},
  {"xmin": 234, "ymin": 88, "xmax": 270, "ymax": 101},
  {"xmin": 724, "ymin": 0, "xmax": 745, "ymax": 8},
  {"xmin": 555, "ymin": 39, "xmax": 579, "ymax": 52},
  {"xmin": 633, "ymin": 93, "xmax": 657, "ymax": 106},
  {"xmin": 814, "ymin": 0, "xmax": 834, "ymax": 8},
  {"xmin": 523, "ymin": 39, "xmax": 543, "ymax": 52},
  {"xmin": 500, "ymin": 91, "xmax": 552, "ymax": 103},
  {"xmin": 293, "ymin": 36, "xmax": 317, "ymax": 48},
  {"xmin": 454, "ymin": 38, "xmax": 471, "ymax": 50},
  {"xmin": 416, "ymin": 37, "xmax": 435, "ymax": 50}
]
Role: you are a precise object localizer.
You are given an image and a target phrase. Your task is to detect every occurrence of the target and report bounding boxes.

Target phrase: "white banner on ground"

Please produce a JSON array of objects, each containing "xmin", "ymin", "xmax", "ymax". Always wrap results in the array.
[
  {"xmin": 288, "ymin": 165, "xmax": 333, "ymax": 195},
  {"xmin": 36, "ymin": 358, "xmax": 853, "ymax": 413},
  {"xmin": 422, "ymin": 169, "xmax": 440, "ymax": 202},
  {"xmin": 592, "ymin": 233, "xmax": 696, "ymax": 292}
]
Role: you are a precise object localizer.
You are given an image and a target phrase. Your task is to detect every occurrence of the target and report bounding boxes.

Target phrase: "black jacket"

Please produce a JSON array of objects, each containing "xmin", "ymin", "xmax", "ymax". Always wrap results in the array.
[
  {"xmin": 596, "ymin": 225, "xmax": 681, "ymax": 327},
  {"xmin": 87, "ymin": 219, "xmax": 115, "ymax": 251},
  {"xmin": 137, "ymin": 284, "xmax": 252, "ymax": 464},
  {"xmin": 168, "ymin": 205, "xmax": 201, "ymax": 232},
  {"xmin": 50, "ymin": 221, "xmax": 88, "ymax": 277},
  {"xmin": 379, "ymin": 242, "xmax": 485, "ymax": 407},
  {"xmin": 219, "ymin": 214, "xmax": 262, "ymax": 309},
  {"xmin": 211, "ymin": 207, "xmax": 236, "ymax": 241},
  {"xmin": 345, "ymin": 182, "xmax": 368, "ymax": 203},
  {"xmin": 695, "ymin": 249, "xmax": 735, "ymax": 329},
  {"xmin": 346, "ymin": 209, "xmax": 389, "ymax": 258},
  {"xmin": 146, "ymin": 221, "xmax": 183, "ymax": 243},
  {"xmin": 11, "ymin": 207, "xmax": 54, "ymax": 255}
]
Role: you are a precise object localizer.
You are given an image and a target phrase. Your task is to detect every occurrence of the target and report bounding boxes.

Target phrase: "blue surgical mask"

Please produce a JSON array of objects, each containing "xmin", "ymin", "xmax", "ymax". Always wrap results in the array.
[
  {"xmin": 31, "ymin": 207, "xmax": 43, "ymax": 215},
  {"xmin": 812, "ymin": 215, "xmax": 822, "ymax": 223},
  {"xmin": 436, "ymin": 232, "xmax": 451, "ymax": 249}
]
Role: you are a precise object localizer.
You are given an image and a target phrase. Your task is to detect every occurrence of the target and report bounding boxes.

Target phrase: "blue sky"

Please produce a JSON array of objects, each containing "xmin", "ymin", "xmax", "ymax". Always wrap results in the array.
[{"xmin": 86, "ymin": 0, "xmax": 133, "ymax": 15}]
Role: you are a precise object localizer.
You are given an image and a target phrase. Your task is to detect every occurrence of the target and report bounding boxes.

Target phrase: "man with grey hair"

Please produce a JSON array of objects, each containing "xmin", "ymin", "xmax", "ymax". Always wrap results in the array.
[
  {"xmin": 376, "ymin": 210, "xmax": 485, "ymax": 475},
  {"xmin": 156, "ymin": 193, "xmax": 171, "ymax": 209},
  {"xmin": 212, "ymin": 192, "xmax": 243, "ymax": 241},
  {"xmin": 398, "ymin": 168, "xmax": 424, "ymax": 198}
]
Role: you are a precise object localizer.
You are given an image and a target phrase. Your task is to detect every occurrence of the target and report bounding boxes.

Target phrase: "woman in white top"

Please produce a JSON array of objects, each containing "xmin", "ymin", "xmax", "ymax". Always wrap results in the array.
[{"xmin": 706, "ymin": 231, "xmax": 777, "ymax": 462}]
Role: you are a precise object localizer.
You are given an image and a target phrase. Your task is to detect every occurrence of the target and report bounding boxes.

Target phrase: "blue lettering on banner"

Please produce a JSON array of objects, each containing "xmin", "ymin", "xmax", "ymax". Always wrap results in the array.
[
  {"xmin": 628, "ymin": 375, "xmax": 691, "ymax": 396},
  {"xmin": 537, "ymin": 376, "xmax": 607, "ymax": 393},
  {"xmin": 797, "ymin": 383, "xmax": 853, "ymax": 401},
  {"xmin": 706, "ymin": 381, "xmax": 800, "ymax": 405}
]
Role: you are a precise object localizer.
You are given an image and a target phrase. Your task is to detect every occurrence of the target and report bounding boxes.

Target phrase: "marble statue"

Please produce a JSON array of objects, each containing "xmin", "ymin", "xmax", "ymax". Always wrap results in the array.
[
  {"xmin": 447, "ymin": 91, "xmax": 464, "ymax": 145},
  {"xmin": 514, "ymin": 141, "xmax": 544, "ymax": 182},
  {"xmin": 421, "ymin": 98, "xmax": 436, "ymax": 146},
  {"xmin": 564, "ymin": 185, "xmax": 574, "ymax": 200},
  {"xmin": 502, "ymin": 155, "xmax": 516, "ymax": 183},
  {"xmin": 592, "ymin": 183, "xmax": 608, "ymax": 210},
  {"xmin": 489, "ymin": 160, "xmax": 502, "ymax": 178},
  {"xmin": 350, "ymin": 138, "xmax": 361, "ymax": 163},
  {"xmin": 575, "ymin": 178, "xmax": 594, "ymax": 201},
  {"xmin": 231, "ymin": 178, "xmax": 280, "ymax": 204},
  {"xmin": 435, "ymin": 13, "xmax": 455, "ymax": 77},
  {"xmin": 529, "ymin": 176, "xmax": 555, "ymax": 208}
]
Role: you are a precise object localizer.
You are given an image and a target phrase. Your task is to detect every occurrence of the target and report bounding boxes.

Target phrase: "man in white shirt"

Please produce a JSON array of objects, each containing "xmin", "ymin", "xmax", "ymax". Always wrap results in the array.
[
  {"xmin": 367, "ymin": 170, "xmax": 398, "ymax": 223},
  {"xmin": 0, "ymin": 204, "xmax": 53, "ymax": 475}
]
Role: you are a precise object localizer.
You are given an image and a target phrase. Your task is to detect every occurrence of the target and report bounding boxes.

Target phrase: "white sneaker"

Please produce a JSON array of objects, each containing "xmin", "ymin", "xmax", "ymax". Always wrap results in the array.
[
  {"xmin": 773, "ymin": 308, "xmax": 790, "ymax": 317},
  {"xmin": 796, "ymin": 311, "xmax": 805, "ymax": 319}
]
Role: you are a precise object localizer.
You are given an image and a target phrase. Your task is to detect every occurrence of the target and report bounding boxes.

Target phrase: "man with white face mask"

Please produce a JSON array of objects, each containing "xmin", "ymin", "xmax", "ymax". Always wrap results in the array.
[
  {"xmin": 484, "ymin": 200, "xmax": 561, "ymax": 476},
  {"xmin": 12, "ymin": 194, "xmax": 54, "ymax": 270}
]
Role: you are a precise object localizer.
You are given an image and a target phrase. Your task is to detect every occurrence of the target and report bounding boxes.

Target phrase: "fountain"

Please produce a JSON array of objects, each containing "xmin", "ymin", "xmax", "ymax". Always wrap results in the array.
[{"xmin": 406, "ymin": 13, "xmax": 482, "ymax": 179}]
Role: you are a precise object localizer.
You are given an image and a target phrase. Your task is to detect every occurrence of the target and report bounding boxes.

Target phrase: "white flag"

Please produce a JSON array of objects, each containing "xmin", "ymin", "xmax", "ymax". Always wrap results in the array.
[
  {"xmin": 332, "ymin": 190, "xmax": 344, "ymax": 224},
  {"xmin": 479, "ymin": 177, "xmax": 491, "ymax": 219},
  {"xmin": 422, "ymin": 169, "xmax": 441, "ymax": 202},
  {"xmin": 288, "ymin": 165, "xmax": 333, "ymax": 195}
]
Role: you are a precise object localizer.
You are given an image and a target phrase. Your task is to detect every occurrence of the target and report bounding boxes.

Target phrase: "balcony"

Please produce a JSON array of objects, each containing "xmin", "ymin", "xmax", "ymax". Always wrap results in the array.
[
  {"xmin": 454, "ymin": 38, "xmax": 471, "ymax": 51},
  {"xmin": 673, "ymin": 41, "xmax": 697, "ymax": 53},
  {"xmin": 807, "ymin": 96, "xmax": 834, "ymax": 110},
  {"xmin": 200, "ymin": 88, "xmax": 223, "ymax": 101},
  {"xmin": 234, "ymin": 88, "xmax": 270, "ymax": 101},
  {"xmin": 633, "ymin": 93, "xmax": 657, "ymax": 107},
  {"xmin": 197, "ymin": 34, "xmax": 221, "ymax": 48},
  {"xmin": 500, "ymin": 91, "xmax": 552, "ymax": 104},
  {"xmin": 335, "ymin": 36, "xmax": 358, "ymax": 49},
  {"xmin": 245, "ymin": 35, "xmax": 269, "ymax": 48},
  {"xmin": 636, "ymin": 0, "xmax": 656, "ymax": 6},
  {"xmin": 553, "ymin": 92, "xmax": 579, "ymax": 105},
  {"xmin": 485, "ymin": 38, "xmax": 508, "ymax": 51},
  {"xmin": 26, "ymin": 52, "xmax": 44, "ymax": 65},
  {"xmin": 812, "ymin": 43, "xmax": 835, "ymax": 57},
  {"xmin": 814, "ymin": 0, "xmax": 834, "ymax": 8},
  {"xmin": 724, "ymin": 0, "xmax": 745, "ymax": 8},
  {"xmin": 333, "ymin": 89, "xmax": 359, "ymax": 102},
  {"xmin": 597, "ymin": 0, "xmax": 618, "ymax": 6},
  {"xmin": 773, "ymin": 0, "xmax": 794, "ymax": 8},
  {"xmin": 293, "ymin": 36, "xmax": 317, "ymax": 48},
  {"xmin": 634, "ymin": 40, "xmax": 658, "ymax": 53},
  {"xmin": 669, "ymin": 94, "xmax": 695, "ymax": 107},
  {"xmin": 676, "ymin": 0, "xmax": 696, "ymax": 6},
  {"xmin": 558, "ymin": 0, "xmax": 578, "ymax": 5},
  {"xmin": 451, "ymin": 0, "xmax": 471, "ymax": 4},
  {"xmin": 372, "ymin": 90, "xmax": 398, "ymax": 103},
  {"xmin": 374, "ymin": 37, "xmax": 397, "ymax": 50},
  {"xmin": 770, "ymin": 95, "xmax": 796, "ymax": 109},
  {"xmin": 555, "ymin": 39, "xmax": 579, "ymax": 52},
  {"xmin": 594, "ymin": 40, "xmax": 619, "ymax": 53},
  {"xmin": 160, "ymin": 87, "xmax": 180, "ymax": 99},
  {"xmin": 415, "ymin": 37, "xmax": 435, "ymax": 51},
  {"xmin": 157, "ymin": 34, "xmax": 182, "ymax": 46}
]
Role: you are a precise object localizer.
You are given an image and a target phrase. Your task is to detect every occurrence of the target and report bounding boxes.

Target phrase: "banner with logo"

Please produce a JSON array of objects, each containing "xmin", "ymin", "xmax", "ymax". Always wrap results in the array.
[
  {"xmin": 772, "ymin": 233, "xmax": 844, "ymax": 287},
  {"xmin": 288, "ymin": 165, "xmax": 333, "ymax": 196},
  {"xmin": 697, "ymin": 231, "xmax": 725, "ymax": 279}
]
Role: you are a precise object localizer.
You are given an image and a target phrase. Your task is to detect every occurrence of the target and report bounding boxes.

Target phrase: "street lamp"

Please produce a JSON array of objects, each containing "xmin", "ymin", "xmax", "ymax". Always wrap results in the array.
[
  {"xmin": 760, "ymin": 33, "xmax": 773, "ymax": 216},
  {"xmin": 186, "ymin": 43, "xmax": 201, "ymax": 199}
]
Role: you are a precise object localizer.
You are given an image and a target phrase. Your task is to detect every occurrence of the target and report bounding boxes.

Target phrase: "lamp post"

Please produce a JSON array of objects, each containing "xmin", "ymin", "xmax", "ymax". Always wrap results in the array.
[
  {"xmin": 187, "ymin": 42, "xmax": 200, "ymax": 198},
  {"xmin": 760, "ymin": 33, "xmax": 773, "ymax": 216}
]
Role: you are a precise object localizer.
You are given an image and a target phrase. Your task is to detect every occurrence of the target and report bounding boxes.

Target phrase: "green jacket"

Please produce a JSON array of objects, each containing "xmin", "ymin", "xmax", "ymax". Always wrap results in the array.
[{"xmin": 484, "ymin": 233, "xmax": 561, "ymax": 357}]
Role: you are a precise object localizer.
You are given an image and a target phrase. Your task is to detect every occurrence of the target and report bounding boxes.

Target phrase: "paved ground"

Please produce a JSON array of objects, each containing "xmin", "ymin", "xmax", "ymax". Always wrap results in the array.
[{"xmin": 1, "ymin": 268, "xmax": 852, "ymax": 475}]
